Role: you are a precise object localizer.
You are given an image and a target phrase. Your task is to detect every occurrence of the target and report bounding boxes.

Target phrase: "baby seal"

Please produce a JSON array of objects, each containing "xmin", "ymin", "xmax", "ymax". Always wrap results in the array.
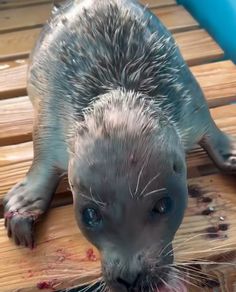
[{"xmin": 3, "ymin": 0, "xmax": 236, "ymax": 291}]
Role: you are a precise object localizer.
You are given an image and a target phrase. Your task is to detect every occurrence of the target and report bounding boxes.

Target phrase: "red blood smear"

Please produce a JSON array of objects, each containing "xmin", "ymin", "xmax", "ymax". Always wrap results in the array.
[
  {"xmin": 86, "ymin": 248, "xmax": 97, "ymax": 261},
  {"xmin": 36, "ymin": 281, "xmax": 56, "ymax": 290}
]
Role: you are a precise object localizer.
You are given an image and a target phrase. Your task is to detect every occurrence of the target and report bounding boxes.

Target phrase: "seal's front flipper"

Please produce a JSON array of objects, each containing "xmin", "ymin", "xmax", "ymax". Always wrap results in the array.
[
  {"xmin": 3, "ymin": 167, "xmax": 60, "ymax": 248},
  {"xmin": 200, "ymin": 123, "xmax": 236, "ymax": 173}
]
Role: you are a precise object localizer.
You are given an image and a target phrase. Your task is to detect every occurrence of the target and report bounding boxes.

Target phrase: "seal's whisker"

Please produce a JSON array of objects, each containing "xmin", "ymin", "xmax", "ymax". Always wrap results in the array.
[
  {"xmin": 135, "ymin": 163, "xmax": 146, "ymax": 196},
  {"xmin": 158, "ymin": 240, "xmax": 172, "ymax": 258},
  {"xmin": 79, "ymin": 189, "xmax": 105, "ymax": 208},
  {"xmin": 176, "ymin": 241, "xmax": 234, "ymax": 253},
  {"xmin": 167, "ymin": 262, "xmax": 214, "ymax": 278},
  {"xmin": 173, "ymin": 265, "xmax": 214, "ymax": 280},
  {"xmin": 128, "ymin": 183, "xmax": 134, "ymax": 198},
  {"xmin": 90, "ymin": 187, "xmax": 106, "ymax": 207},
  {"xmin": 171, "ymin": 265, "xmax": 211, "ymax": 283},
  {"xmin": 160, "ymin": 276, "xmax": 178, "ymax": 292},
  {"xmin": 164, "ymin": 232, "xmax": 227, "ymax": 257},
  {"xmin": 168, "ymin": 269, "xmax": 201, "ymax": 289},
  {"xmin": 174, "ymin": 260, "xmax": 236, "ymax": 267},
  {"xmin": 94, "ymin": 281, "xmax": 105, "ymax": 292},
  {"xmin": 143, "ymin": 187, "xmax": 166, "ymax": 198},
  {"xmin": 66, "ymin": 276, "xmax": 102, "ymax": 292},
  {"xmin": 167, "ymin": 247, "xmax": 232, "ymax": 259},
  {"xmin": 139, "ymin": 172, "xmax": 161, "ymax": 197}
]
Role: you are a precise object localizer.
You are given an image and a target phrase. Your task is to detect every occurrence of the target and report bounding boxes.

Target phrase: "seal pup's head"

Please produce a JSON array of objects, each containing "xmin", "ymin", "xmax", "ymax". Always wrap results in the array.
[{"xmin": 68, "ymin": 90, "xmax": 188, "ymax": 291}]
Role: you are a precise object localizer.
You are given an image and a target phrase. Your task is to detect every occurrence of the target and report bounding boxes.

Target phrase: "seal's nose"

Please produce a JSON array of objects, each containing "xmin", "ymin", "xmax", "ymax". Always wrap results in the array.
[{"xmin": 116, "ymin": 273, "xmax": 141, "ymax": 289}]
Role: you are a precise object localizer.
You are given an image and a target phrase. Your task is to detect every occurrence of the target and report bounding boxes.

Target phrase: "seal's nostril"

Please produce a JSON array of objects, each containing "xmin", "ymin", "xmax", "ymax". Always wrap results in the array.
[
  {"xmin": 116, "ymin": 273, "xmax": 141, "ymax": 289},
  {"xmin": 117, "ymin": 277, "xmax": 132, "ymax": 289}
]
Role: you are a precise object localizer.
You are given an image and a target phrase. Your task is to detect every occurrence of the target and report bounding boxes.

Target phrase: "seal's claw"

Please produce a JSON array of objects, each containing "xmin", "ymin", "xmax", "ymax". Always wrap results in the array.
[
  {"xmin": 4, "ymin": 212, "xmax": 37, "ymax": 248},
  {"xmin": 3, "ymin": 180, "xmax": 46, "ymax": 248}
]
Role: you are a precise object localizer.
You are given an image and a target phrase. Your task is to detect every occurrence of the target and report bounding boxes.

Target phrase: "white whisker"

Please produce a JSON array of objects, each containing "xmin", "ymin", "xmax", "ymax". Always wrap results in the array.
[{"xmin": 139, "ymin": 172, "xmax": 161, "ymax": 197}]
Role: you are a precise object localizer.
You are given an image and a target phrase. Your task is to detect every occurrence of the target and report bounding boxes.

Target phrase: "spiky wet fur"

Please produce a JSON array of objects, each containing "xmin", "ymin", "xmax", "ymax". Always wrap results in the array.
[{"xmin": 28, "ymin": 0, "xmax": 209, "ymax": 154}]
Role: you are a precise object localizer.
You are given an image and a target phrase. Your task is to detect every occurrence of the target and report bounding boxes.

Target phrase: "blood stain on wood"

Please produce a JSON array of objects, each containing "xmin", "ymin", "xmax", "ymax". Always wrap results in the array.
[
  {"xmin": 188, "ymin": 184, "xmax": 202, "ymax": 198},
  {"xmin": 206, "ymin": 226, "xmax": 219, "ymax": 238},
  {"xmin": 36, "ymin": 280, "xmax": 57, "ymax": 290},
  {"xmin": 218, "ymin": 223, "xmax": 229, "ymax": 231},
  {"xmin": 201, "ymin": 196, "xmax": 213, "ymax": 203},
  {"xmin": 86, "ymin": 248, "xmax": 97, "ymax": 261}
]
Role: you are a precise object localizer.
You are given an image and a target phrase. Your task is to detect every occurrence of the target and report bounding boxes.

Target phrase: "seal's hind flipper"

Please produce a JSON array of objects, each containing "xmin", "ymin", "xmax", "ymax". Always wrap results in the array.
[{"xmin": 200, "ymin": 123, "xmax": 236, "ymax": 173}]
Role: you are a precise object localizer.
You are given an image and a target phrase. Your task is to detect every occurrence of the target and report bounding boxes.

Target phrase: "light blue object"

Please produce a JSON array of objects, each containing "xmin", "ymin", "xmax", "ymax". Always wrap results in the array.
[{"xmin": 177, "ymin": 0, "xmax": 236, "ymax": 64}]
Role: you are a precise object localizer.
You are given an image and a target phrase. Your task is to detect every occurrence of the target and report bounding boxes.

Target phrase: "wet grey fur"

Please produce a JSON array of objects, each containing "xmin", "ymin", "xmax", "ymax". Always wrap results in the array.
[{"xmin": 28, "ymin": 0, "xmax": 210, "ymax": 151}]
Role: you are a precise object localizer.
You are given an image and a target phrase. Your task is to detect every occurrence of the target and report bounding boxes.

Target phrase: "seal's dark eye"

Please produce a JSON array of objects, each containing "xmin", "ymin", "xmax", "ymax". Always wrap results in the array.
[
  {"xmin": 82, "ymin": 207, "xmax": 102, "ymax": 228},
  {"xmin": 151, "ymin": 197, "xmax": 172, "ymax": 216}
]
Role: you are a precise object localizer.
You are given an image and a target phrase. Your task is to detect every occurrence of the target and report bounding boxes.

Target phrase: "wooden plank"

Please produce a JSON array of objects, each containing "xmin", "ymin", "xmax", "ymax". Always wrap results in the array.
[
  {"xmin": 191, "ymin": 61, "xmax": 236, "ymax": 108},
  {"xmin": 153, "ymin": 5, "xmax": 199, "ymax": 33},
  {"xmin": 0, "ymin": 3, "xmax": 197, "ymax": 34},
  {"xmin": 0, "ymin": 28, "xmax": 223, "ymax": 67},
  {"xmin": 0, "ymin": 173, "xmax": 235, "ymax": 291},
  {"xmin": 0, "ymin": 104, "xmax": 235, "ymax": 203},
  {"xmin": 0, "ymin": 28, "xmax": 41, "ymax": 61},
  {"xmin": 175, "ymin": 29, "xmax": 224, "ymax": 66},
  {"xmin": 0, "ymin": 61, "xmax": 27, "ymax": 99},
  {"xmin": 0, "ymin": 0, "xmax": 51, "ymax": 10},
  {"xmin": 141, "ymin": 0, "xmax": 176, "ymax": 8},
  {"xmin": 0, "ymin": 3, "xmax": 52, "ymax": 33},
  {"xmin": 0, "ymin": 96, "xmax": 33, "ymax": 146},
  {"xmin": 0, "ymin": 0, "xmax": 175, "ymax": 10}
]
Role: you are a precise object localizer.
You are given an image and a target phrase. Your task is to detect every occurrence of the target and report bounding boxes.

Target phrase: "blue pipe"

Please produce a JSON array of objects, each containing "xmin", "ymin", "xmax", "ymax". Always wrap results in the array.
[{"xmin": 177, "ymin": 0, "xmax": 236, "ymax": 64}]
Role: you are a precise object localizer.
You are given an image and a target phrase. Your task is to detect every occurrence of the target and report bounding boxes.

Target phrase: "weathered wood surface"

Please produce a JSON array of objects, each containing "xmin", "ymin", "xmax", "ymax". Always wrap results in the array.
[
  {"xmin": 0, "ymin": 96, "xmax": 33, "ymax": 145},
  {"xmin": 0, "ymin": 3, "xmax": 198, "ymax": 34},
  {"xmin": 0, "ymin": 60, "xmax": 28, "ymax": 99},
  {"xmin": 141, "ymin": 0, "xmax": 176, "ymax": 7},
  {"xmin": 0, "ymin": 0, "xmax": 51, "ymax": 10},
  {"xmin": 0, "ymin": 0, "xmax": 175, "ymax": 10},
  {"xmin": 1, "ymin": 104, "xmax": 235, "ymax": 205},
  {"xmin": 174, "ymin": 29, "xmax": 223, "ymax": 66},
  {"xmin": 0, "ymin": 3, "xmax": 52, "ymax": 33},
  {"xmin": 152, "ymin": 5, "xmax": 199, "ymax": 32},
  {"xmin": 0, "ymin": 173, "xmax": 235, "ymax": 292},
  {"xmin": 191, "ymin": 61, "xmax": 236, "ymax": 107}
]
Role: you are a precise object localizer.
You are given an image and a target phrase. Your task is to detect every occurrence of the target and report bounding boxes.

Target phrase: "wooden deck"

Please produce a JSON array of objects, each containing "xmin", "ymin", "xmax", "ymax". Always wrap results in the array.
[{"xmin": 0, "ymin": 1, "xmax": 235, "ymax": 291}]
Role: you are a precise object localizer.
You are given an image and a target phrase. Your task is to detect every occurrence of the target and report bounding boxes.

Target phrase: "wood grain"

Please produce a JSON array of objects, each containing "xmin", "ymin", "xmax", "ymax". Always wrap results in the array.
[
  {"xmin": 0, "ymin": 61, "xmax": 27, "ymax": 99},
  {"xmin": 0, "ymin": 173, "xmax": 235, "ymax": 292},
  {"xmin": 153, "ymin": 5, "xmax": 199, "ymax": 33},
  {"xmin": 0, "ymin": 0, "xmax": 175, "ymax": 10},
  {"xmin": 0, "ymin": 96, "xmax": 33, "ymax": 146},
  {"xmin": 141, "ymin": 0, "xmax": 176, "ymax": 7},
  {"xmin": 0, "ymin": 28, "xmax": 41, "ymax": 61},
  {"xmin": 191, "ymin": 61, "xmax": 236, "ymax": 107},
  {"xmin": 0, "ymin": 3, "xmax": 197, "ymax": 33},
  {"xmin": 0, "ymin": 0, "xmax": 51, "ymax": 10},
  {"xmin": 1, "ymin": 104, "xmax": 235, "ymax": 203},
  {"xmin": 175, "ymin": 29, "xmax": 224, "ymax": 66},
  {"xmin": 0, "ymin": 3, "xmax": 52, "ymax": 33}
]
